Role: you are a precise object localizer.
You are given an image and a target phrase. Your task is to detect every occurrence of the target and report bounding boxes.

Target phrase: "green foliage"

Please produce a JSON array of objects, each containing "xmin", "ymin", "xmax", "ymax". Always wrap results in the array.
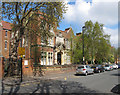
[
  {"xmin": 2, "ymin": 2, "xmax": 67, "ymax": 63},
  {"xmin": 73, "ymin": 20, "xmax": 111, "ymax": 64},
  {"xmin": 68, "ymin": 28, "xmax": 75, "ymax": 63},
  {"xmin": 2, "ymin": 2, "xmax": 67, "ymax": 42},
  {"xmin": 72, "ymin": 35, "xmax": 83, "ymax": 64}
]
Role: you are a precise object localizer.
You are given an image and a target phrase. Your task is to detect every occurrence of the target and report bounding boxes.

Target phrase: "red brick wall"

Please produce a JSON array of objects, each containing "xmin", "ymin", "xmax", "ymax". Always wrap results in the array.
[
  {"xmin": 2, "ymin": 29, "xmax": 11, "ymax": 58},
  {"xmin": 0, "ymin": 57, "xmax": 4, "ymax": 79},
  {"xmin": 22, "ymin": 60, "xmax": 33, "ymax": 76}
]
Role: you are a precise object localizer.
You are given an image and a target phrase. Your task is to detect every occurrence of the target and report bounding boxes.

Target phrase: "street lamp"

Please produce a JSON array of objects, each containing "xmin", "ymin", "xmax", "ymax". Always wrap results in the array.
[
  {"xmin": 20, "ymin": 38, "xmax": 23, "ymax": 82},
  {"xmin": 82, "ymin": 26, "xmax": 86, "ymax": 65}
]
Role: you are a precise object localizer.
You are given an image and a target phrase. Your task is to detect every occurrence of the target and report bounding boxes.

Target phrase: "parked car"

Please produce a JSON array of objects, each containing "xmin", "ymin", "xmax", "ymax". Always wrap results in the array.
[
  {"xmin": 91, "ymin": 65, "xmax": 105, "ymax": 73},
  {"xmin": 104, "ymin": 65, "xmax": 111, "ymax": 71},
  {"xmin": 112, "ymin": 64, "xmax": 118, "ymax": 69},
  {"xmin": 117, "ymin": 64, "xmax": 120, "ymax": 69},
  {"xmin": 109, "ymin": 64, "xmax": 113, "ymax": 70},
  {"xmin": 76, "ymin": 65, "xmax": 94, "ymax": 76}
]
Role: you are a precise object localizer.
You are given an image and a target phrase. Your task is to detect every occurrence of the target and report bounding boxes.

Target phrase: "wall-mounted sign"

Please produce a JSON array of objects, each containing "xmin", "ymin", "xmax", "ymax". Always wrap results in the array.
[
  {"xmin": 24, "ymin": 60, "xmax": 28, "ymax": 65},
  {"xmin": 18, "ymin": 47, "xmax": 25, "ymax": 56}
]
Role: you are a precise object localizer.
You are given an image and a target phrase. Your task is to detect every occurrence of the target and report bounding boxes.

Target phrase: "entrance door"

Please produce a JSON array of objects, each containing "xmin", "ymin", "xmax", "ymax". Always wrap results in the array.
[{"xmin": 57, "ymin": 52, "xmax": 61, "ymax": 65}]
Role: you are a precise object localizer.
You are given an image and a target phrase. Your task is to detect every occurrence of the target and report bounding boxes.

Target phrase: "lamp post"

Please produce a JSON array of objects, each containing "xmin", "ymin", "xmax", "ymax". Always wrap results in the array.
[
  {"xmin": 20, "ymin": 38, "xmax": 23, "ymax": 82},
  {"xmin": 82, "ymin": 26, "xmax": 86, "ymax": 65}
]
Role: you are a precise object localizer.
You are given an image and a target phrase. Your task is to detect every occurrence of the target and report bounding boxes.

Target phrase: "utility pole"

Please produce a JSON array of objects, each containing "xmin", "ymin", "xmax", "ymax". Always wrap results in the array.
[
  {"xmin": 20, "ymin": 38, "xmax": 23, "ymax": 82},
  {"xmin": 82, "ymin": 26, "xmax": 86, "ymax": 65}
]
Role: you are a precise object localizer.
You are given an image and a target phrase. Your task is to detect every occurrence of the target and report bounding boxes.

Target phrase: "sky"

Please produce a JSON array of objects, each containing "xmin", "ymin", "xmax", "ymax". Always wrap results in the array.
[{"xmin": 57, "ymin": 0, "xmax": 119, "ymax": 48}]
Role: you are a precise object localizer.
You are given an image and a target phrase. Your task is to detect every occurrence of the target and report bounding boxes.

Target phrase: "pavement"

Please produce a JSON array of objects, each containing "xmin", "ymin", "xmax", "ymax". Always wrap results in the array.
[
  {"xmin": 2, "ymin": 78, "xmax": 98, "ymax": 94},
  {"xmin": 1, "ymin": 72, "xmax": 99, "ymax": 94}
]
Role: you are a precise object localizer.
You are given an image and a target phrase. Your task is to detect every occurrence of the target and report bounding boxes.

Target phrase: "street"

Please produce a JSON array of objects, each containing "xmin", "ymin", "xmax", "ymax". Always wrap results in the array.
[
  {"xmin": 2, "ymin": 69, "xmax": 120, "ymax": 94},
  {"xmin": 45, "ymin": 69, "xmax": 119, "ymax": 93}
]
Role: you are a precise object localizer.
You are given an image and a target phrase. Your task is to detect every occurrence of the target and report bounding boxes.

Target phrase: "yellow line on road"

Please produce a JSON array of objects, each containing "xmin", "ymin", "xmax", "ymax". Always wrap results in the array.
[
  {"xmin": 21, "ymin": 84, "xmax": 25, "ymax": 87},
  {"xmin": 25, "ymin": 83, "xmax": 29, "ymax": 86}
]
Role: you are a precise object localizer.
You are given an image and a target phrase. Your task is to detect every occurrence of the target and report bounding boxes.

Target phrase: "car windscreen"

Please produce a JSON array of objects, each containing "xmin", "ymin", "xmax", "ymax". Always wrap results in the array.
[
  {"xmin": 91, "ymin": 66, "xmax": 96, "ymax": 68},
  {"xmin": 77, "ymin": 66, "xmax": 84, "ymax": 69},
  {"xmin": 105, "ymin": 65, "xmax": 109, "ymax": 67},
  {"xmin": 97, "ymin": 65, "xmax": 101, "ymax": 67}
]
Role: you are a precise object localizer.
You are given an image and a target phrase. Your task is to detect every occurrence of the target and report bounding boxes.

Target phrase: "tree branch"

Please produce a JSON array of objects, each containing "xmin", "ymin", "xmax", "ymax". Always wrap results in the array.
[
  {"xmin": 21, "ymin": 3, "xmax": 44, "ymax": 24},
  {"xmin": 24, "ymin": 2, "xmax": 30, "ymax": 15},
  {"xmin": 15, "ymin": 2, "xmax": 20, "ymax": 24}
]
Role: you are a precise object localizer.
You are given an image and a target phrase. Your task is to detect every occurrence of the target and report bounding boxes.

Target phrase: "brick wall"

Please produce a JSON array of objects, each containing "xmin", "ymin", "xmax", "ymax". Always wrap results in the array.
[
  {"xmin": 0, "ymin": 25, "xmax": 2, "ymax": 56},
  {"xmin": 0, "ymin": 57, "xmax": 4, "ymax": 79},
  {"xmin": 2, "ymin": 29, "xmax": 11, "ymax": 58}
]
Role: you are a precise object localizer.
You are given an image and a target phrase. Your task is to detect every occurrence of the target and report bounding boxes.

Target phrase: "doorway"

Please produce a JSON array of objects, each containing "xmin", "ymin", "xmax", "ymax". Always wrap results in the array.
[{"xmin": 57, "ymin": 52, "xmax": 62, "ymax": 65}]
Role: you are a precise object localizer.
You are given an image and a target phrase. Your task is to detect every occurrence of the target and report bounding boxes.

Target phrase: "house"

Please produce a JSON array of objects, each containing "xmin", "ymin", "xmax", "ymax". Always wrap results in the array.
[
  {"xmin": 0, "ymin": 20, "xmax": 74, "ymax": 76},
  {"xmin": 29, "ymin": 27, "xmax": 73, "ymax": 66}
]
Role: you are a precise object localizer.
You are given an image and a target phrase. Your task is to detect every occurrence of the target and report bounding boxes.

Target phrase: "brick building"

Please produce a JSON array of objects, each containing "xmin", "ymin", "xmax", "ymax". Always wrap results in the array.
[
  {"xmin": 0, "ymin": 21, "xmax": 11, "ymax": 58},
  {"xmin": 30, "ymin": 27, "xmax": 73, "ymax": 66},
  {"xmin": 0, "ymin": 20, "xmax": 74, "ymax": 76},
  {"xmin": 0, "ymin": 21, "xmax": 73, "ymax": 65}
]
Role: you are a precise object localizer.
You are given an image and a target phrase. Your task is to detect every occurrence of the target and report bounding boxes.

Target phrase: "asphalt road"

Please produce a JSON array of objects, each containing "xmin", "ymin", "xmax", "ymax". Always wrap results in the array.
[
  {"xmin": 44, "ymin": 69, "xmax": 120, "ymax": 93},
  {"xmin": 2, "ymin": 69, "xmax": 120, "ymax": 94}
]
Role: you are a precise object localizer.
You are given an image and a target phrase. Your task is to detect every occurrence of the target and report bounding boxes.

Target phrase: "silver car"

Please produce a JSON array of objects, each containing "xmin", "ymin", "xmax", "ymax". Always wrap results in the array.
[
  {"xmin": 112, "ymin": 64, "xmax": 118, "ymax": 69},
  {"xmin": 104, "ymin": 65, "xmax": 111, "ymax": 71},
  {"xmin": 76, "ymin": 65, "xmax": 94, "ymax": 76}
]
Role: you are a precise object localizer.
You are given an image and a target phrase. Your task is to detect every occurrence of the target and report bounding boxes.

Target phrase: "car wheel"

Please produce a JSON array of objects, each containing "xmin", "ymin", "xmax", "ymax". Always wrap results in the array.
[{"xmin": 85, "ymin": 72, "xmax": 88, "ymax": 76}]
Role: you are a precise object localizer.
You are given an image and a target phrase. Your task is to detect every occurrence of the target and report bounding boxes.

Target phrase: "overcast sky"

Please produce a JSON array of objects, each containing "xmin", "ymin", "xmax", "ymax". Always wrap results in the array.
[{"xmin": 58, "ymin": 0, "xmax": 119, "ymax": 48}]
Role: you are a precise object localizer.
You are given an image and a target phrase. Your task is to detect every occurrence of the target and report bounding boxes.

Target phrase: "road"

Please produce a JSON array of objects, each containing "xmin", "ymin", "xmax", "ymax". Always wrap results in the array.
[
  {"xmin": 44, "ymin": 69, "xmax": 119, "ymax": 93},
  {"xmin": 2, "ymin": 69, "xmax": 120, "ymax": 94}
]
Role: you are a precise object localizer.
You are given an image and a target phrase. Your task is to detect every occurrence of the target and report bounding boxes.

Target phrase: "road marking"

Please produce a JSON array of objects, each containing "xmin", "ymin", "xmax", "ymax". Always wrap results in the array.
[
  {"xmin": 64, "ymin": 77, "xmax": 67, "ymax": 80},
  {"xmin": 21, "ymin": 84, "xmax": 25, "ymax": 87},
  {"xmin": 25, "ymin": 83, "xmax": 29, "ymax": 86}
]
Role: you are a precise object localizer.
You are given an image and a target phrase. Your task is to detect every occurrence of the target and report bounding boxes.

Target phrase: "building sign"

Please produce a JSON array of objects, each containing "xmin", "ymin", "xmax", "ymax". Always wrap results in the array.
[
  {"xmin": 18, "ymin": 47, "xmax": 25, "ymax": 56},
  {"xmin": 24, "ymin": 60, "xmax": 28, "ymax": 65}
]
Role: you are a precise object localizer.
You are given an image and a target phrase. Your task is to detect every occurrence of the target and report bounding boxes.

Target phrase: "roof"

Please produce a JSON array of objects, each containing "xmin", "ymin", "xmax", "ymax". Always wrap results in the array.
[
  {"xmin": 1, "ymin": 21, "xmax": 12, "ymax": 30},
  {"xmin": 76, "ymin": 32, "xmax": 81, "ymax": 36},
  {"xmin": 55, "ymin": 28, "xmax": 72, "ymax": 39}
]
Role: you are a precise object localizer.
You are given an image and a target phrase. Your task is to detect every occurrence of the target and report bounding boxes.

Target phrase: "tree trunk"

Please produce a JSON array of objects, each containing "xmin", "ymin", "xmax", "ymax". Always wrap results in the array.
[{"xmin": 8, "ymin": 27, "xmax": 24, "ymax": 76}]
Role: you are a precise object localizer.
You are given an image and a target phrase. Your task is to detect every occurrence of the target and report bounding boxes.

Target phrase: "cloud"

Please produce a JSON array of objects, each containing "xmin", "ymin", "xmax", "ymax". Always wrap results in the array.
[
  {"xmin": 103, "ymin": 27, "xmax": 118, "ymax": 47},
  {"xmin": 92, "ymin": 0, "xmax": 119, "ymax": 3},
  {"xmin": 62, "ymin": 0, "xmax": 118, "ymax": 47},
  {"xmin": 64, "ymin": 0, "xmax": 118, "ymax": 26}
]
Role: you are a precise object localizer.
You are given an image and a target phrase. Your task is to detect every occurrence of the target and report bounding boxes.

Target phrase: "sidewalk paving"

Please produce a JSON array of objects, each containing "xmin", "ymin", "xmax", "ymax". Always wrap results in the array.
[
  {"xmin": 2, "ymin": 76, "xmax": 98, "ymax": 94},
  {"xmin": 3, "ymin": 76, "xmax": 46, "ymax": 86},
  {"xmin": 1, "ymin": 71, "xmax": 99, "ymax": 94},
  {"xmin": 3, "ymin": 70, "xmax": 75, "ymax": 86}
]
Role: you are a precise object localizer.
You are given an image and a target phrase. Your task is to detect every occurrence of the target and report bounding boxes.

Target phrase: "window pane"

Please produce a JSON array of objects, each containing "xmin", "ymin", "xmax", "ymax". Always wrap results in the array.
[
  {"xmin": 5, "ymin": 41, "xmax": 7, "ymax": 48},
  {"xmin": 5, "ymin": 30, "xmax": 7, "ymax": 36}
]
